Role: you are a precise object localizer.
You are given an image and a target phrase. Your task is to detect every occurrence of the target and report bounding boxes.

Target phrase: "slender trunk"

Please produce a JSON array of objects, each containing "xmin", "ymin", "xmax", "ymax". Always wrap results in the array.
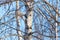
[
  {"xmin": 24, "ymin": 1, "xmax": 33, "ymax": 40},
  {"xmin": 56, "ymin": 0, "xmax": 58, "ymax": 40},
  {"xmin": 56, "ymin": 13, "xmax": 58, "ymax": 40},
  {"xmin": 15, "ymin": 0, "xmax": 22, "ymax": 40}
]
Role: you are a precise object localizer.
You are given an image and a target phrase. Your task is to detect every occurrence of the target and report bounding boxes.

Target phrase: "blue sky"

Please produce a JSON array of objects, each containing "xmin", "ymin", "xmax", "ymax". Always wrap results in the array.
[{"xmin": 0, "ymin": 0, "xmax": 60, "ymax": 40}]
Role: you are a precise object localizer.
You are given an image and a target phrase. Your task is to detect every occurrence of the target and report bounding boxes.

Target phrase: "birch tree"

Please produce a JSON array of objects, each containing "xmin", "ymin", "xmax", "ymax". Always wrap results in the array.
[{"xmin": 0, "ymin": 0, "xmax": 60, "ymax": 40}]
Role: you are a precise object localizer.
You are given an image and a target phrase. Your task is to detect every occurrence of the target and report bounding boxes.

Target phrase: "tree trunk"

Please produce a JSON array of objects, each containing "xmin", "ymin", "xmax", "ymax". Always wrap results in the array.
[
  {"xmin": 24, "ymin": 1, "xmax": 33, "ymax": 40},
  {"xmin": 16, "ymin": 0, "xmax": 22, "ymax": 40}
]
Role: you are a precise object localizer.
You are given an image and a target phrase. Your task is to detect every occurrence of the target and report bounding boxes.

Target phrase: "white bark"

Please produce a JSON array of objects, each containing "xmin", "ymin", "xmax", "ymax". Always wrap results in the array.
[
  {"xmin": 16, "ymin": 0, "xmax": 23, "ymax": 40},
  {"xmin": 56, "ymin": 0, "xmax": 58, "ymax": 40},
  {"xmin": 27, "ymin": 10, "xmax": 33, "ymax": 40},
  {"xmin": 56, "ymin": 13, "xmax": 58, "ymax": 40},
  {"xmin": 24, "ymin": 2, "xmax": 33, "ymax": 40}
]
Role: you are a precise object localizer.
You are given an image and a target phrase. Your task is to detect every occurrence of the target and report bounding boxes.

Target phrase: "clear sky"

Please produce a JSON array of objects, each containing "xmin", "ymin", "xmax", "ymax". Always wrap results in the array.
[{"xmin": 0, "ymin": 0, "xmax": 60, "ymax": 40}]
